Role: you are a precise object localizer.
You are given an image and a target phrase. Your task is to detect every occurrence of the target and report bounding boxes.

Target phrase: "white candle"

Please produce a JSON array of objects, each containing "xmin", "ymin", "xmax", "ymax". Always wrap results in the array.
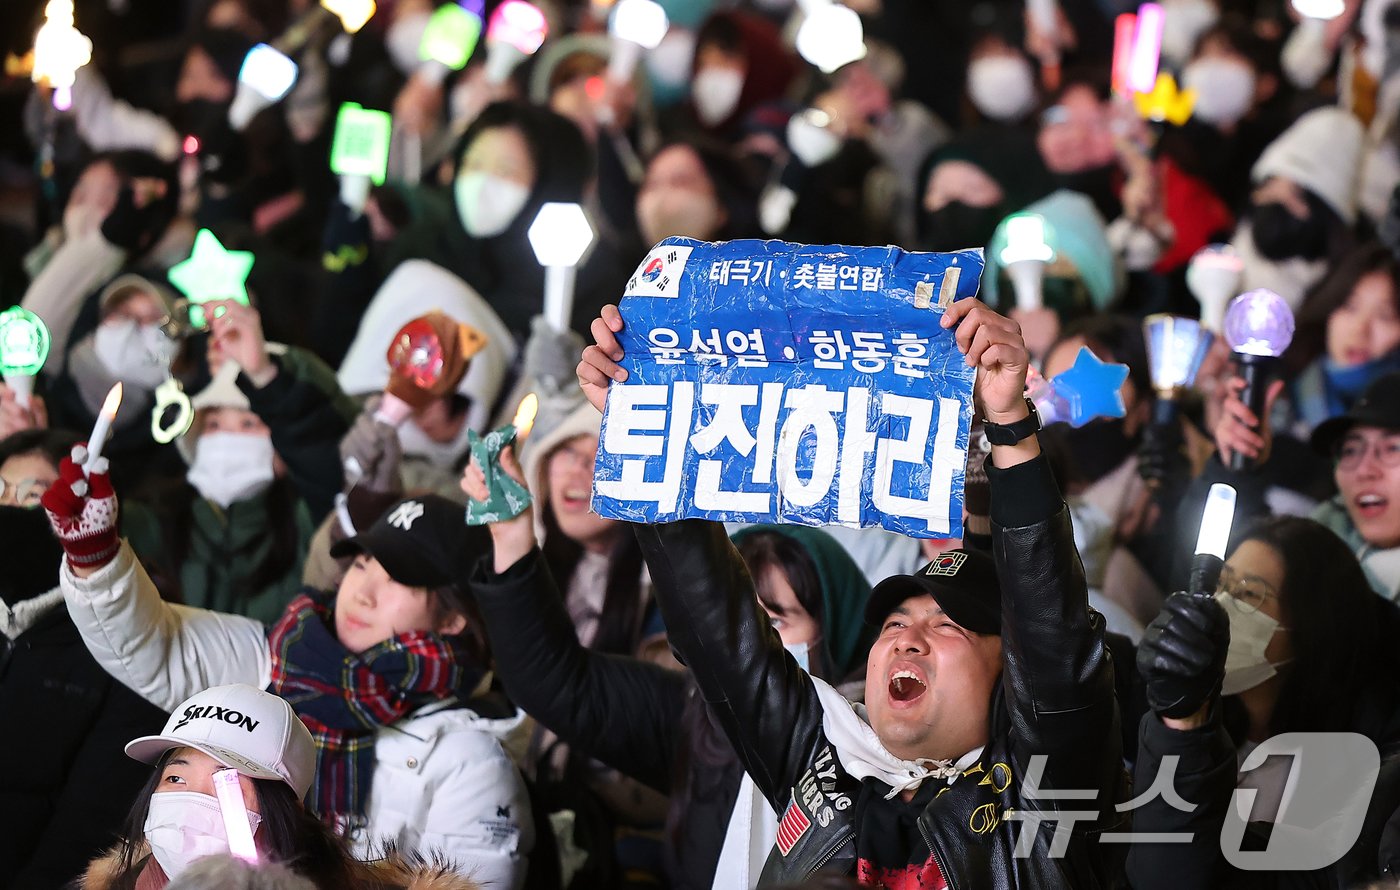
[{"xmin": 83, "ymin": 382, "xmax": 122, "ymax": 475}]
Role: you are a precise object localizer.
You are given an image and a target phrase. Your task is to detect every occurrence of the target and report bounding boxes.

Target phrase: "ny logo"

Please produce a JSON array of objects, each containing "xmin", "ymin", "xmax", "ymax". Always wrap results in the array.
[{"xmin": 388, "ymin": 501, "xmax": 425, "ymax": 531}]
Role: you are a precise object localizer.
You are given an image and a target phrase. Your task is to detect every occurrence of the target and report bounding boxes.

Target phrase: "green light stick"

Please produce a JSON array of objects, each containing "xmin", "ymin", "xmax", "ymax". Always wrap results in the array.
[
  {"xmin": 167, "ymin": 229, "xmax": 255, "ymax": 329},
  {"xmin": 0, "ymin": 306, "xmax": 51, "ymax": 408}
]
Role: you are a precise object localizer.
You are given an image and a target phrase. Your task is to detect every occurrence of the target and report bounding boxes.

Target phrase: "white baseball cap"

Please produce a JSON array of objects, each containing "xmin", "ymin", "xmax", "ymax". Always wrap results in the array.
[{"xmin": 126, "ymin": 685, "xmax": 315, "ymax": 799}]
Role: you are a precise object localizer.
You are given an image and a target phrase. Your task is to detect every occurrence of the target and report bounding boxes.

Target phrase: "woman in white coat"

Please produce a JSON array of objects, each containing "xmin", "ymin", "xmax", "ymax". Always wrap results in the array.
[{"xmin": 41, "ymin": 452, "xmax": 533, "ymax": 889}]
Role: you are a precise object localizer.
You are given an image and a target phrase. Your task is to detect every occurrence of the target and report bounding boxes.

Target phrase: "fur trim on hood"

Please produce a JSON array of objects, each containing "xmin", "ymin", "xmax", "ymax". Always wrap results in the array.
[{"xmin": 79, "ymin": 844, "xmax": 484, "ymax": 890}]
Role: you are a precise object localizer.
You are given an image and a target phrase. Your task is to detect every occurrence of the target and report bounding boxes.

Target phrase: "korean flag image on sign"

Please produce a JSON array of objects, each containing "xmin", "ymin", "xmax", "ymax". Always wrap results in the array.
[{"xmin": 625, "ymin": 244, "xmax": 694, "ymax": 299}]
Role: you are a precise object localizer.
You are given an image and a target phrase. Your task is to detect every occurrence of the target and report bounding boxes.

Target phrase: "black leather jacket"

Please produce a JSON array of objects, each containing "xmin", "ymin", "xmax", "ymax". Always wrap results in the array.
[{"xmin": 632, "ymin": 453, "xmax": 1129, "ymax": 888}]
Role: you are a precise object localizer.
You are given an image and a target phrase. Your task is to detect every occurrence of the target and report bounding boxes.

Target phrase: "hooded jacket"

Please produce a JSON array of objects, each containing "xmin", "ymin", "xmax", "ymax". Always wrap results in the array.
[
  {"xmin": 58, "ymin": 545, "xmax": 534, "ymax": 889},
  {"xmin": 629, "ymin": 453, "xmax": 1127, "ymax": 887},
  {"xmin": 469, "ymin": 524, "xmax": 872, "ymax": 890}
]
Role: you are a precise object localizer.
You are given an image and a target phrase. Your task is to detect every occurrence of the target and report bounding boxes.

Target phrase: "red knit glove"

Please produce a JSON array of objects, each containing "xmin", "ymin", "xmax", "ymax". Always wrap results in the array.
[{"xmin": 41, "ymin": 445, "xmax": 120, "ymax": 570}]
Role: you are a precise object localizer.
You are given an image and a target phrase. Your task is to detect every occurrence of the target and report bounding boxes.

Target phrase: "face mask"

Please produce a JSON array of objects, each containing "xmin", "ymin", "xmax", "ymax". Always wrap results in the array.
[
  {"xmin": 397, "ymin": 416, "xmax": 471, "ymax": 471},
  {"xmin": 93, "ymin": 320, "xmax": 175, "ymax": 390},
  {"xmin": 967, "ymin": 55, "xmax": 1037, "ymax": 123},
  {"xmin": 1160, "ymin": 0, "xmax": 1220, "ymax": 68},
  {"xmin": 786, "ymin": 113, "xmax": 843, "ymax": 168},
  {"xmin": 1059, "ymin": 418, "xmax": 1139, "ymax": 483},
  {"xmin": 919, "ymin": 201, "xmax": 1004, "ymax": 253},
  {"xmin": 1216, "ymin": 592, "xmax": 1291, "ymax": 696},
  {"xmin": 386, "ymin": 11, "xmax": 431, "ymax": 75},
  {"xmin": 758, "ymin": 184, "xmax": 798, "ymax": 235},
  {"xmin": 692, "ymin": 67, "xmax": 745, "ymax": 126},
  {"xmin": 637, "ymin": 188, "xmax": 725, "ymax": 244},
  {"xmin": 1324, "ymin": 352, "xmax": 1400, "ymax": 400},
  {"xmin": 144, "ymin": 791, "xmax": 261, "ymax": 880},
  {"xmin": 1182, "ymin": 58, "xmax": 1255, "ymax": 127},
  {"xmin": 175, "ymin": 99, "xmax": 232, "ymax": 143},
  {"xmin": 646, "ymin": 28, "xmax": 697, "ymax": 107},
  {"xmin": 187, "ymin": 431, "xmax": 276, "ymax": 508},
  {"xmin": 1250, "ymin": 200, "xmax": 1328, "ymax": 262},
  {"xmin": 454, "ymin": 172, "xmax": 531, "ymax": 239},
  {"xmin": 0, "ymin": 506, "xmax": 64, "ymax": 606}
]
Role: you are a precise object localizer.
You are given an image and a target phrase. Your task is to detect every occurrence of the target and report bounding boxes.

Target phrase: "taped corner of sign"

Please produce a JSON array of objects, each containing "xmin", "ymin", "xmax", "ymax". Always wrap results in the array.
[{"xmin": 913, "ymin": 266, "xmax": 960, "ymax": 311}]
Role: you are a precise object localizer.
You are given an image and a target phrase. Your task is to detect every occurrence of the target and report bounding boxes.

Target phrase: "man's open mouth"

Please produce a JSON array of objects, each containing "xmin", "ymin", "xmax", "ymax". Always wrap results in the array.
[{"xmin": 889, "ymin": 669, "xmax": 928, "ymax": 703}]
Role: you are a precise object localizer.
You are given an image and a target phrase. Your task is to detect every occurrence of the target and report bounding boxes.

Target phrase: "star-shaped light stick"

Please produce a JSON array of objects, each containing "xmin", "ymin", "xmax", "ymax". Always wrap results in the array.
[
  {"xmin": 1029, "ymin": 345, "xmax": 1130, "ymax": 427},
  {"xmin": 167, "ymin": 229, "xmax": 255, "ymax": 328}
]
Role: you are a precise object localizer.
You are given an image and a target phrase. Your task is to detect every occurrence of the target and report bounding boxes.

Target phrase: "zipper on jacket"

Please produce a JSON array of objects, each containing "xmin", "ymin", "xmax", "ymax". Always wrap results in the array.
[
  {"xmin": 918, "ymin": 816, "xmax": 957, "ymax": 890},
  {"xmin": 803, "ymin": 831, "xmax": 853, "ymax": 879}
]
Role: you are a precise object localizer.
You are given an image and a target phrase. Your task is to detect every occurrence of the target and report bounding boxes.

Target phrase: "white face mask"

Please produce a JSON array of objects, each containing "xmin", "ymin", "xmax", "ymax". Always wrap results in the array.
[
  {"xmin": 187, "ymin": 431, "xmax": 276, "ymax": 508},
  {"xmin": 637, "ymin": 188, "xmax": 725, "ymax": 244},
  {"xmin": 94, "ymin": 319, "xmax": 175, "ymax": 390},
  {"xmin": 396, "ymin": 416, "xmax": 472, "ymax": 471},
  {"xmin": 454, "ymin": 171, "xmax": 531, "ymax": 238},
  {"xmin": 967, "ymin": 55, "xmax": 1037, "ymax": 123},
  {"xmin": 1160, "ymin": 0, "xmax": 1220, "ymax": 68},
  {"xmin": 1182, "ymin": 58, "xmax": 1256, "ymax": 126},
  {"xmin": 144, "ymin": 791, "xmax": 262, "ymax": 880},
  {"xmin": 692, "ymin": 67, "xmax": 745, "ymax": 126},
  {"xmin": 1216, "ymin": 592, "xmax": 1291, "ymax": 695},
  {"xmin": 784, "ymin": 641, "xmax": 811, "ymax": 672},
  {"xmin": 385, "ymin": 11, "xmax": 430, "ymax": 75},
  {"xmin": 786, "ymin": 112, "xmax": 843, "ymax": 168}
]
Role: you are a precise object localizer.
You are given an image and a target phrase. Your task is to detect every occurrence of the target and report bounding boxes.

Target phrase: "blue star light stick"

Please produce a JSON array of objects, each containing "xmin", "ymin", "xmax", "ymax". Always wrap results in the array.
[{"xmin": 1030, "ymin": 345, "xmax": 1129, "ymax": 427}]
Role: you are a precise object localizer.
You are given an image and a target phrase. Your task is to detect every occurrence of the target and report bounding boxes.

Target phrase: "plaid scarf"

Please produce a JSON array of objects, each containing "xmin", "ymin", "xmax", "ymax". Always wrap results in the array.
[{"xmin": 268, "ymin": 593, "xmax": 473, "ymax": 820}]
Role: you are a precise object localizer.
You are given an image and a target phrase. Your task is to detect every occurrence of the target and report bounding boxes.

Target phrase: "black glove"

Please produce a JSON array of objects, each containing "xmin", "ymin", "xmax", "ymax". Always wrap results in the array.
[
  {"xmin": 1137, "ymin": 592, "xmax": 1229, "ymax": 720},
  {"xmin": 1138, "ymin": 419, "xmax": 1187, "ymax": 491}
]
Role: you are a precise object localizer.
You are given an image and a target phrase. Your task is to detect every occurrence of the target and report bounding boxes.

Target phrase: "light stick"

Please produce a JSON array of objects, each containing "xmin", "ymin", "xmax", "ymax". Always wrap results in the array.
[
  {"xmin": 999, "ymin": 213, "xmax": 1054, "ymax": 311},
  {"xmin": 1190, "ymin": 483, "xmax": 1236, "ymax": 596},
  {"xmin": 1223, "ymin": 289, "xmax": 1294, "ymax": 471},
  {"xmin": 1128, "ymin": 2, "xmax": 1164, "ymax": 95},
  {"xmin": 212, "ymin": 769, "xmax": 259, "ymax": 862},
  {"xmin": 1026, "ymin": 0, "xmax": 1061, "ymax": 87},
  {"xmin": 167, "ymin": 229, "xmax": 256, "ymax": 329},
  {"xmin": 420, "ymin": 2, "xmax": 484, "ymax": 71},
  {"xmin": 528, "ymin": 203, "xmax": 595, "ymax": 332},
  {"xmin": 229, "ymin": 44, "xmax": 299, "ymax": 130},
  {"xmin": 608, "ymin": 0, "xmax": 669, "ymax": 83},
  {"xmin": 1186, "ymin": 243, "xmax": 1243, "ymax": 333},
  {"xmin": 0, "ymin": 306, "xmax": 51, "ymax": 409},
  {"xmin": 321, "ymin": 0, "xmax": 377, "ymax": 33},
  {"xmin": 150, "ymin": 378, "xmax": 193, "ymax": 445},
  {"xmin": 1292, "ymin": 0, "xmax": 1345, "ymax": 18},
  {"xmin": 484, "ymin": 1, "xmax": 547, "ymax": 85},
  {"xmin": 1111, "ymin": 13, "xmax": 1136, "ymax": 96},
  {"xmin": 1132, "ymin": 72, "xmax": 1195, "ymax": 125},
  {"xmin": 795, "ymin": 3, "xmax": 867, "ymax": 74},
  {"xmin": 1143, "ymin": 314, "xmax": 1213, "ymax": 455},
  {"xmin": 83, "ymin": 383, "xmax": 122, "ymax": 475},
  {"xmin": 32, "ymin": 0, "xmax": 92, "ymax": 111},
  {"xmin": 1028, "ymin": 345, "xmax": 1129, "ymax": 427}
]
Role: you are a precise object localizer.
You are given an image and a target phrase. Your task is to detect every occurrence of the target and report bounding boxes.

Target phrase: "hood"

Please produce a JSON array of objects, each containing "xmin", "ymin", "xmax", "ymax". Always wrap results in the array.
[
  {"xmin": 337, "ymin": 260, "xmax": 516, "ymax": 436},
  {"xmin": 917, "ymin": 126, "xmax": 1054, "ymax": 237},
  {"xmin": 729, "ymin": 524, "xmax": 875, "ymax": 679},
  {"xmin": 982, "ymin": 189, "xmax": 1121, "ymax": 312},
  {"xmin": 690, "ymin": 10, "xmax": 800, "ymax": 133},
  {"xmin": 521, "ymin": 395, "xmax": 603, "ymax": 541},
  {"xmin": 1251, "ymin": 107, "xmax": 1365, "ymax": 225}
]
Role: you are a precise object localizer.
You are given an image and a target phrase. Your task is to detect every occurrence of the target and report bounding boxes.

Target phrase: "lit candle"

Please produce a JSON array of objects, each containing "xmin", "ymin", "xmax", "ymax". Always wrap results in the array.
[{"xmin": 83, "ymin": 382, "xmax": 122, "ymax": 475}]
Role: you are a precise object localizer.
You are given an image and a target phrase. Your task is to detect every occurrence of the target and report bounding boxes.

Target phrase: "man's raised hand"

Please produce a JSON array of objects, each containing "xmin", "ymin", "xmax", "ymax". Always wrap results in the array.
[
  {"xmin": 941, "ymin": 298, "xmax": 1032, "ymax": 424},
  {"xmin": 577, "ymin": 304, "xmax": 627, "ymax": 414}
]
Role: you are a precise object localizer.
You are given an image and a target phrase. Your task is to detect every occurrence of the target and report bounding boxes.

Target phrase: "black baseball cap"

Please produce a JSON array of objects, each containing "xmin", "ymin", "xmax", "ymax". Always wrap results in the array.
[
  {"xmin": 865, "ymin": 549, "xmax": 1002, "ymax": 635},
  {"xmin": 330, "ymin": 495, "xmax": 488, "ymax": 589},
  {"xmin": 1309, "ymin": 371, "xmax": 1400, "ymax": 457}
]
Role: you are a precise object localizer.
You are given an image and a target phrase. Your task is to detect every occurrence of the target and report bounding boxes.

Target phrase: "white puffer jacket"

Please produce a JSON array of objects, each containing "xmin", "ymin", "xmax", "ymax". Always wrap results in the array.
[{"xmin": 61, "ymin": 543, "xmax": 533, "ymax": 890}]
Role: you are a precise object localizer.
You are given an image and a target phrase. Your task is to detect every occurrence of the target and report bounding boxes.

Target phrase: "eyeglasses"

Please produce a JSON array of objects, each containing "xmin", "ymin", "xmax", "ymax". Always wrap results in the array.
[
  {"xmin": 0, "ymin": 476, "xmax": 52, "ymax": 509},
  {"xmin": 1334, "ymin": 434, "xmax": 1400, "ymax": 471},
  {"xmin": 1216, "ymin": 566, "xmax": 1279, "ymax": 614}
]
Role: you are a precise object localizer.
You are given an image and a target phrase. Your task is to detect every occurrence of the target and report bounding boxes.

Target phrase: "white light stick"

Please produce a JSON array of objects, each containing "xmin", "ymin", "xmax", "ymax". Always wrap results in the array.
[
  {"xmin": 1292, "ymin": 0, "xmax": 1345, "ymax": 18},
  {"xmin": 33, "ymin": 0, "xmax": 93, "ymax": 111},
  {"xmin": 999, "ymin": 214, "xmax": 1054, "ymax": 311},
  {"xmin": 795, "ymin": 3, "xmax": 867, "ymax": 74},
  {"xmin": 608, "ymin": 0, "xmax": 669, "ymax": 83},
  {"xmin": 1194, "ymin": 483, "xmax": 1237, "ymax": 559},
  {"xmin": 528, "ymin": 203, "xmax": 595, "ymax": 332},
  {"xmin": 212, "ymin": 769, "xmax": 259, "ymax": 862},
  {"xmin": 83, "ymin": 383, "xmax": 122, "ymax": 475},
  {"xmin": 229, "ymin": 44, "xmax": 299, "ymax": 130}
]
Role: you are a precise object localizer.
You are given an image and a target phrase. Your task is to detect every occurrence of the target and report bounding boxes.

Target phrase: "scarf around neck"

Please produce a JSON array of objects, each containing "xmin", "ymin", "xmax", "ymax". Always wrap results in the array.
[{"xmin": 267, "ymin": 593, "xmax": 476, "ymax": 819}]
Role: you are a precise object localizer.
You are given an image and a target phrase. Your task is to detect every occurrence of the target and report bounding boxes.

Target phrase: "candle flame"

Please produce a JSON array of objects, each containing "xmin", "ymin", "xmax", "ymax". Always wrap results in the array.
[
  {"xmin": 101, "ymin": 382, "xmax": 123, "ymax": 420},
  {"xmin": 513, "ymin": 392, "xmax": 538, "ymax": 438}
]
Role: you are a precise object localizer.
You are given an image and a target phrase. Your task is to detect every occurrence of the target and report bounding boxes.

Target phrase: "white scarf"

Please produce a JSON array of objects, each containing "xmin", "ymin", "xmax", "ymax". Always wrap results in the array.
[
  {"xmin": 709, "ymin": 676, "xmax": 981, "ymax": 890},
  {"xmin": 0, "ymin": 587, "xmax": 63, "ymax": 640}
]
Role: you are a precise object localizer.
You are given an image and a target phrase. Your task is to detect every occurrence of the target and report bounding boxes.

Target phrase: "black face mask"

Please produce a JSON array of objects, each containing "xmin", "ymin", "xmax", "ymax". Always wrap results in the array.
[
  {"xmin": 1055, "ymin": 165, "xmax": 1119, "ymax": 219},
  {"xmin": 1059, "ymin": 418, "xmax": 1140, "ymax": 484},
  {"xmin": 1250, "ymin": 200, "xmax": 1329, "ymax": 262},
  {"xmin": 0, "ymin": 506, "xmax": 64, "ymax": 606},
  {"xmin": 919, "ymin": 202, "xmax": 1004, "ymax": 253}
]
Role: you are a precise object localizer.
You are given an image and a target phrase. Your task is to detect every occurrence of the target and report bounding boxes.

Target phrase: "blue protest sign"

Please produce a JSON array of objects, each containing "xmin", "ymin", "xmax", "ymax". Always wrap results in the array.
[{"xmin": 592, "ymin": 238, "xmax": 984, "ymax": 539}]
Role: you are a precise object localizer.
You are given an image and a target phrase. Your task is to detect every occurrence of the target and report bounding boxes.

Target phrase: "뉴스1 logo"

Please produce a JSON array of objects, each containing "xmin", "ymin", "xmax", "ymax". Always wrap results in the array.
[
  {"xmin": 173, "ymin": 704, "xmax": 262, "ymax": 733},
  {"xmin": 925, "ymin": 552, "xmax": 967, "ymax": 577}
]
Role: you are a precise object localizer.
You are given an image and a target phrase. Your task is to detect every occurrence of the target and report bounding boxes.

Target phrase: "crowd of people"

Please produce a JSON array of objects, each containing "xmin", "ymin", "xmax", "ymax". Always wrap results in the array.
[{"xmin": 2, "ymin": 0, "xmax": 1400, "ymax": 888}]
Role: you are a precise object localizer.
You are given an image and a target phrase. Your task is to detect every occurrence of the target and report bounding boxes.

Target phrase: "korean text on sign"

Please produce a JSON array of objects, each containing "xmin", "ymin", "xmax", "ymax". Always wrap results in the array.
[{"xmin": 593, "ymin": 238, "xmax": 984, "ymax": 539}]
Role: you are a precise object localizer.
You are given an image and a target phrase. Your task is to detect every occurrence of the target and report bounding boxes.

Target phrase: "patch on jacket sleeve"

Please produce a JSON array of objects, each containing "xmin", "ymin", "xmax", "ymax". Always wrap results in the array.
[{"xmin": 776, "ymin": 798, "xmax": 812, "ymax": 855}]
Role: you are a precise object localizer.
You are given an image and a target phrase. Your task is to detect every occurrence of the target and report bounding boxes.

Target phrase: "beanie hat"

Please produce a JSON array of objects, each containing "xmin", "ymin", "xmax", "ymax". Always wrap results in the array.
[
  {"xmin": 520, "ymin": 395, "xmax": 602, "ymax": 540},
  {"xmin": 982, "ymin": 189, "xmax": 1121, "ymax": 311},
  {"xmin": 190, "ymin": 28, "xmax": 257, "ymax": 87},
  {"xmin": 1251, "ymin": 107, "xmax": 1365, "ymax": 224}
]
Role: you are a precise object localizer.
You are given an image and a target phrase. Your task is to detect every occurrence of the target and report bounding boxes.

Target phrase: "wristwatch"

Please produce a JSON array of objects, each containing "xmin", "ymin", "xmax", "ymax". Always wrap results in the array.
[{"xmin": 982, "ymin": 398, "xmax": 1041, "ymax": 446}]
